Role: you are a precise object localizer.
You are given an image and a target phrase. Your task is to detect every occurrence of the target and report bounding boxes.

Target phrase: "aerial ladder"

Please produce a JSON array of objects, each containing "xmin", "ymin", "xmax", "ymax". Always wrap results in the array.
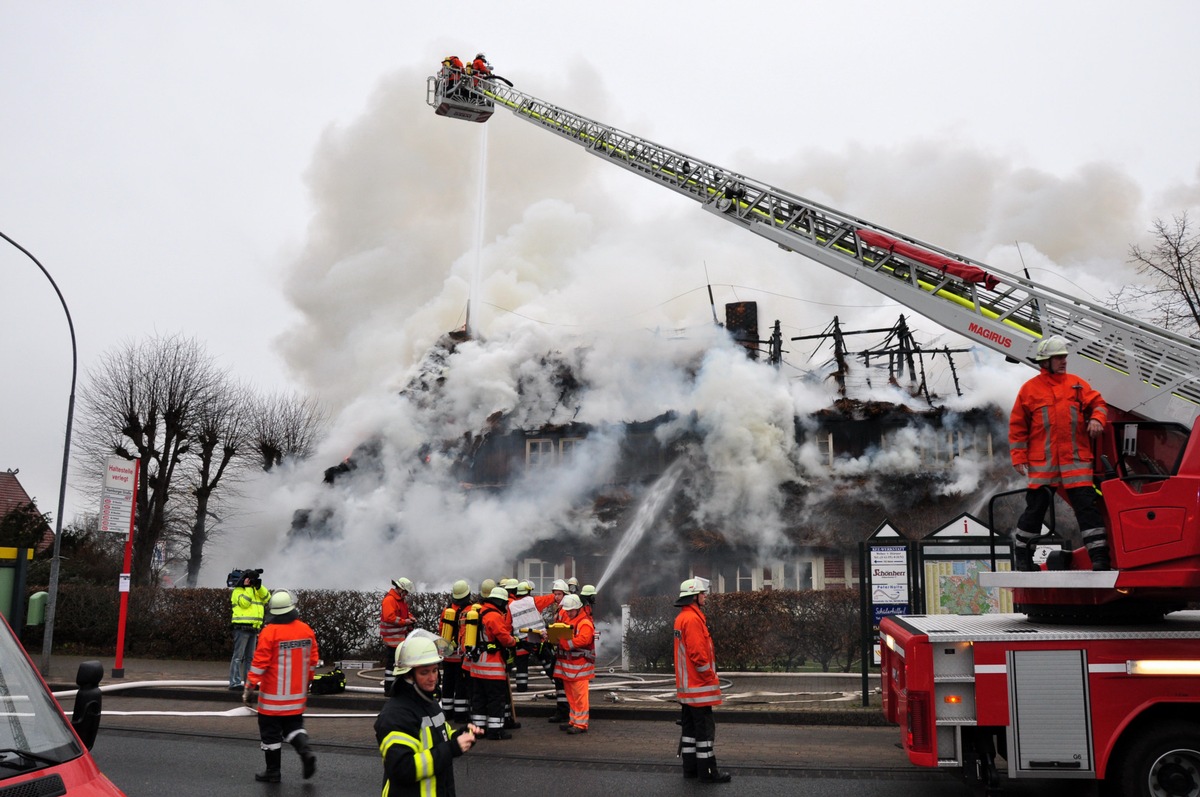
[
  {"xmin": 430, "ymin": 69, "xmax": 1200, "ymax": 426},
  {"xmin": 429, "ymin": 66, "xmax": 1200, "ymax": 615}
]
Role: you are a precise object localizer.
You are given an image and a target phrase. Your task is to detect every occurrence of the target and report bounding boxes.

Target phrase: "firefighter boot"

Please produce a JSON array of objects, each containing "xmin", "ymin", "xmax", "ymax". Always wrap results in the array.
[
  {"xmin": 291, "ymin": 731, "xmax": 317, "ymax": 780},
  {"xmin": 1082, "ymin": 527, "xmax": 1111, "ymax": 571},
  {"xmin": 1010, "ymin": 529, "xmax": 1035, "ymax": 572},
  {"xmin": 699, "ymin": 758, "xmax": 732, "ymax": 784},
  {"xmin": 681, "ymin": 733, "xmax": 698, "ymax": 778},
  {"xmin": 255, "ymin": 749, "xmax": 282, "ymax": 783}
]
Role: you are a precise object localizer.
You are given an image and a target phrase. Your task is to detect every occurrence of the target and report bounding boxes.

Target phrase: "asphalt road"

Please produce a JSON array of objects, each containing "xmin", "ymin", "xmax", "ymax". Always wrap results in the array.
[{"xmin": 92, "ymin": 728, "xmax": 1106, "ymax": 797}]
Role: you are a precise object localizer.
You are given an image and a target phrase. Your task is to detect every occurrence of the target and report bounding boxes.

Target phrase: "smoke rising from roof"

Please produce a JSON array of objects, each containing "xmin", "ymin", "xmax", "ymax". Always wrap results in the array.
[{"xmin": 209, "ymin": 62, "xmax": 1184, "ymax": 592}]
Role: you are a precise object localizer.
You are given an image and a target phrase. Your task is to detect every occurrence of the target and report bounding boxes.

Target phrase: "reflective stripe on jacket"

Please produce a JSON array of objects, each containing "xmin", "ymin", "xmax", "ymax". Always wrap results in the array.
[
  {"xmin": 673, "ymin": 604, "xmax": 722, "ymax": 707},
  {"xmin": 1009, "ymin": 370, "xmax": 1107, "ymax": 489},
  {"xmin": 555, "ymin": 612, "xmax": 595, "ymax": 682},
  {"xmin": 248, "ymin": 619, "xmax": 319, "ymax": 715},
  {"xmin": 380, "ymin": 589, "xmax": 414, "ymax": 647},
  {"xmin": 472, "ymin": 603, "xmax": 515, "ymax": 681},
  {"xmin": 375, "ymin": 679, "xmax": 463, "ymax": 797},
  {"xmin": 231, "ymin": 586, "xmax": 270, "ymax": 630}
]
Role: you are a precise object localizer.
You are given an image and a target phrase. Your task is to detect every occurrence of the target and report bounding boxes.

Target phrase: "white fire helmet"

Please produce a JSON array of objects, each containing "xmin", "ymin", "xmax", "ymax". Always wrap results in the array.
[
  {"xmin": 1034, "ymin": 335, "xmax": 1069, "ymax": 361},
  {"xmin": 551, "ymin": 579, "xmax": 569, "ymax": 594},
  {"xmin": 678, "ymin": 577, "xmax": 710, "ymax": 598},
  {"xmin": 268, "ymin": 590, "xmax": 295, "ymax": 615},
  {"xmin": 451, "ymin": 580, "xmax": 471, "ymax": 600},
  {"xmin": 561, "ymin": 594, "xmax": 583, "ymax": 612},
  {"xmin": 566, "ymin": 577, "xmax": 580, "ymax": 594},
  {"xmin": 393, "ymin": 630, "xmax": 445, "ymax": 675},
  {"xmin": 488, "ymin": 587, "xmax": 510, "ymax": 602},
  {"xmin": 393, "ymin": 577, "xmax": 414, "ymax": 593}
]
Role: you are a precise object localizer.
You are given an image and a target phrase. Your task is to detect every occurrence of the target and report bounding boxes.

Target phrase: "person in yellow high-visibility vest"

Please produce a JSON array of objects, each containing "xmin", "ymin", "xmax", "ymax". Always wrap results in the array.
[{"xmin": 229, "ymin": 568, "xmax": 269, "ymax": 690}]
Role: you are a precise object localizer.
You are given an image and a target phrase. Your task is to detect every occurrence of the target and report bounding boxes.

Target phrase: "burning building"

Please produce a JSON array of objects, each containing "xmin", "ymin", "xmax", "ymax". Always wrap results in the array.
[{"xmin": 285, "ymin": 302, "xmax": 1011, "ymax": 605}]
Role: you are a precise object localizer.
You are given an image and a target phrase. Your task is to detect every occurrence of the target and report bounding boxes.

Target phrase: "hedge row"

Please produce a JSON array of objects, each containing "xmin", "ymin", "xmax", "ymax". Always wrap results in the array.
[
  {"xmin": 625, "ymin": 589, "xmax": 863, "ymax": 672},
  {"xmin": 18, "ymin": 585, "xmax": 442, "ymax": 664},
  {"xmin": 19, "ymin": 586, "xmax": 863, "ymax": 672}
]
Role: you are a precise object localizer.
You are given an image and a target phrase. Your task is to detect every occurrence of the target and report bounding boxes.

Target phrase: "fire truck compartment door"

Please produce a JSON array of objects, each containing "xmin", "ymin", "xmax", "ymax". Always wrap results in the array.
[{"xmin": 1007, "ymin": 649, "xmax": 1093, "ymax": 777}]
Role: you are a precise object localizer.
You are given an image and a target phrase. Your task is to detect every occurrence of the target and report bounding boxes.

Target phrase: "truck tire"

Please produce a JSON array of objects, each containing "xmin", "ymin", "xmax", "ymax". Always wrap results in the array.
[{"xmin": 1111, "ymin": 719, "xmax": 1200, "ymax": 797}]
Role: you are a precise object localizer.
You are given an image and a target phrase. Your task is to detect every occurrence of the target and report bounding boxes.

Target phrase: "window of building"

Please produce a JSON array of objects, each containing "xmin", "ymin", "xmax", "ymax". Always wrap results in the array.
[
  {"xmin": 817, "ymin": 431, "xmax": 834, "ymax": 467},
  {"xmin": 560, "ymin": 437, "xmax": 582, "ymax": 458},
  {"xmin": 526, "ymin": 439, "xmax": 555, "ymax": 468},
  {"xmin": 522, "ymin": 559, "xmax": 557, "ymax": 595},
  {"xmin": 781, "ymin": 561, "xmax": 814, "ymax": 590},
  {"xmin": 735, "ymin": 566, "xmax": 754, "ymax": 593}
]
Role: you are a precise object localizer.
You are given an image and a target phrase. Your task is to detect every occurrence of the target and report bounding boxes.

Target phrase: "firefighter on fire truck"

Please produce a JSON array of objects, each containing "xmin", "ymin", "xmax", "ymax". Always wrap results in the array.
[{"xmin": 1008, "ymin": 334, "xmax": 1110, "ymax": 571}]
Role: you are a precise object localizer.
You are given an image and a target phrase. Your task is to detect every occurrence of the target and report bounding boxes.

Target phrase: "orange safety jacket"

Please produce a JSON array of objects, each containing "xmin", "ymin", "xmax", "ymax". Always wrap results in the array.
[
  {"xmin": 380, "ymin": 588, "xmax": 414, "ymax": 648},
  {"xmin": 1009, "ymin": 370, "xmax": 1107, "ymax": 490},
  {"xmin": 555, "ymin": 612, "xmax": 595, "ymax": 681},
  {"xmin": 248, "ymin": 619, "xmax": 319, "ymax": 715},
  {"xmin": 472, "ymin": 603, "xmax": 516, "ymax": 681},
  {"xmin": 673, "ymin": 604, "xmax": 722, "ymax": 707}
]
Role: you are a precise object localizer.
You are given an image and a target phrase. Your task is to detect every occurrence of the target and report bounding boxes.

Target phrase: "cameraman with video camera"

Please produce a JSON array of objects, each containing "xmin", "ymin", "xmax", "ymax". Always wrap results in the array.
[{"xmin": 229, "ymin": 568, "xmax": 269, "ymax": 690}]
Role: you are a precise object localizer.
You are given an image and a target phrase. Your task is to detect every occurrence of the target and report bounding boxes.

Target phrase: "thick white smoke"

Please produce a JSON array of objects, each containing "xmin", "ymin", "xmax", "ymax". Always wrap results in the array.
[{"xmin": 209, "ymin": 60, "xmax": 1192, "ymax": 592}]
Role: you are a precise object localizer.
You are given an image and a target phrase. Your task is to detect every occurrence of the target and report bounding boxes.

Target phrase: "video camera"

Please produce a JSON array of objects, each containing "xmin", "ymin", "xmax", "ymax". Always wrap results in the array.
[{"xmin": 227, "ymin": 568, "xmax": 264, "ymax": 589}]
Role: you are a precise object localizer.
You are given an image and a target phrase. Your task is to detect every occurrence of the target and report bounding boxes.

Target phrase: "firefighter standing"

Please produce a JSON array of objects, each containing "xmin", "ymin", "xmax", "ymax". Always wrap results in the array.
[
  {"xmin": 1009, "ymin": 335, "xmax": 1110, "ymax": 571},
  {"xmin": 580, "ymin": 584, "xmax": 597, "ymax": 617},
  {"xmin": 531, "ymin": 578, "xmax": 570, "ymax": 723},
  {"xmin": 376, "ymin": 632, "xmax": 482, "ymax": 797},
  {"xmin": 499, "ymin": 581, "xmax": 522, "ymax": 730},
  {"xmin": 469, "ymin": 52, "xmax": 491, "ymax": 83},
  {"xmin": 440, "ymin": 580, "xmax": 473, "ymax": 719},
  {"xmin": 673, "ymin": 578, "xmax": 731, "ymax": 783},
  {"xmin": 380, "ymin": 577, "xmax": 417, "ymax": 694},
  {"xmin": 469, "ymin": 587, "xmax": 519, "ymax": 740},
  {"xmin": 228, "ymin": 568, "xmax": 269, "ymax": 690},
  {"xmin": 512, "ymin": 580, "xmax": 534, "ymax": 693},
  {"xmin": 244, "ymin": 590, "xmax": 319, "ymax": 783},
  {"xmin": 440, "ymin": 54, "xmax": 464, "ymax": 96},
  {"xmin": 556, "ymin": 593, "xmax": 595, "ymax": 734}
]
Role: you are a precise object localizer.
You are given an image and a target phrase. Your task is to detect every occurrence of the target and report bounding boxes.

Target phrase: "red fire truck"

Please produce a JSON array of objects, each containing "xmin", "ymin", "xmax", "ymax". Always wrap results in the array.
[
  {"xmin": 427, "ymin": 65, "xmax": 1200, "ymax": 796},
  {"xmin": 0, "ymin": 611, "xmax": 124, "ymax": 795}
]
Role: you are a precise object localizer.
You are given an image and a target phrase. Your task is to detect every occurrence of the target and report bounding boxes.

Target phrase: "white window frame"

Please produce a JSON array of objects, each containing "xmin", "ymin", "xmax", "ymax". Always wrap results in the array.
[{"xmin": 521, "ymin": 558, "xmax": 563, "ymax": 595}]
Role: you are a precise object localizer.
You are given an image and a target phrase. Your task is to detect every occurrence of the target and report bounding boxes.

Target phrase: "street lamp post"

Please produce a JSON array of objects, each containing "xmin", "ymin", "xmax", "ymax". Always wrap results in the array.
[{"xmin": 0, "ymin": 230, "xmax": 77, "ymax": 674}]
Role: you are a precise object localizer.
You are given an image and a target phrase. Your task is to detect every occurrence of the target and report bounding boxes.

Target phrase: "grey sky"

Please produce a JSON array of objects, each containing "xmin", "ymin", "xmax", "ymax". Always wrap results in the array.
[{"xmin": 3, "ymin": 1, "xmax": 1199, "ymax": 532}]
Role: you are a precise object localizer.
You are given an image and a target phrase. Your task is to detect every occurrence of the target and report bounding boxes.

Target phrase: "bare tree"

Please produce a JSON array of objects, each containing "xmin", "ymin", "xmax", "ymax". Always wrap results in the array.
[
  {"xmin": 251, "ymin": 391, "xmax": 326, "ymax": 471},
  {"xmin": 76, "ymin": 334, "xmax": 224, "ymax": 586},
  {"xmin": 1112, "ymin": 212, "xmax": 1200, "ymax": 339},
  {"xmin": 182, "ymin": 378, "xmax": 252, "ymax": 586}
]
